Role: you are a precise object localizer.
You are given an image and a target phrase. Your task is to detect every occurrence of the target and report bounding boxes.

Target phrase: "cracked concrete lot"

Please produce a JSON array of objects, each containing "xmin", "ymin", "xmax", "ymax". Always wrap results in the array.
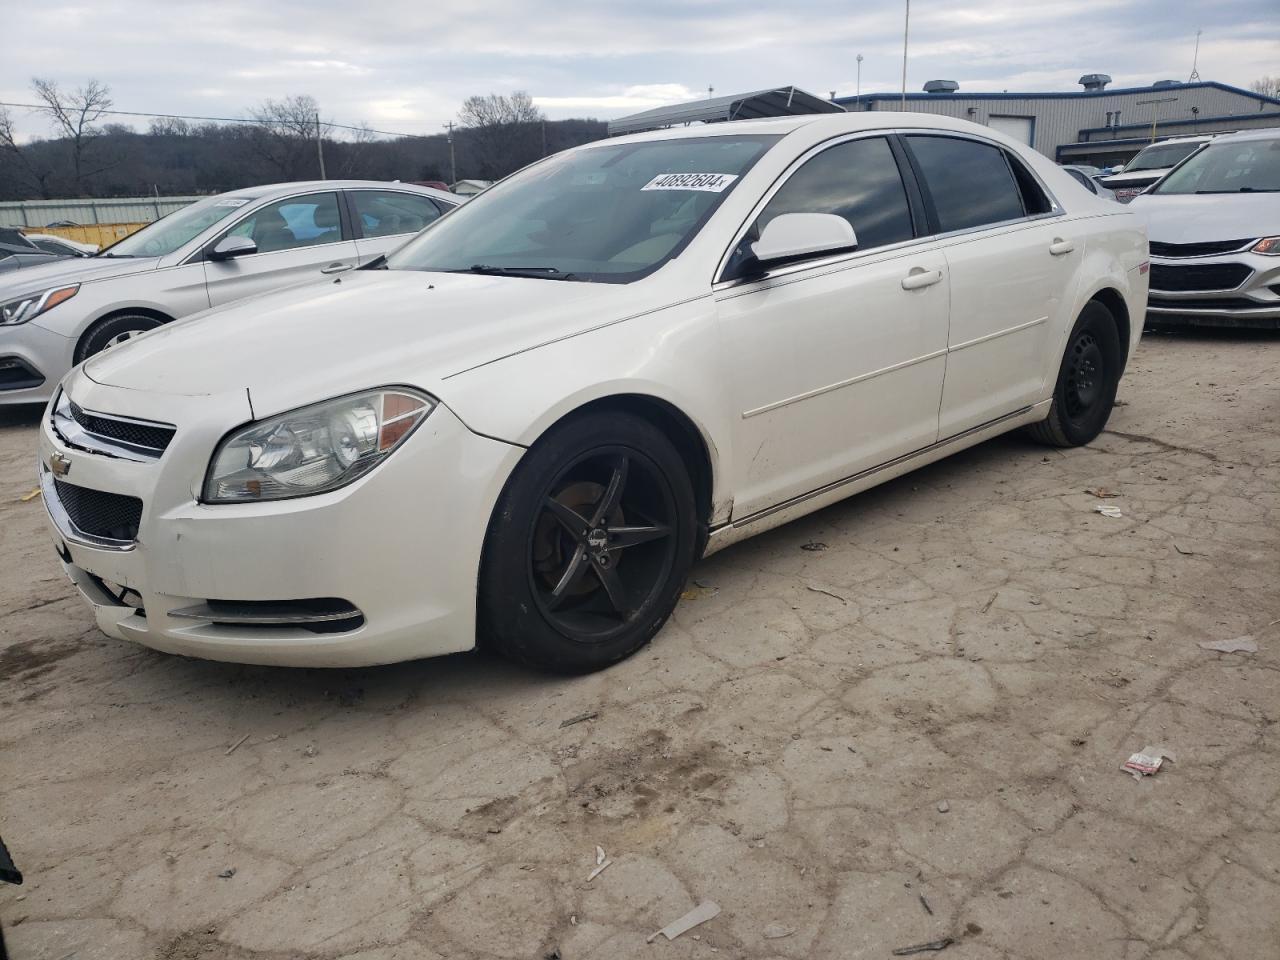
[{"xmin": 1, "ymin": 332, "xmax": 1278, "ymax": 960}]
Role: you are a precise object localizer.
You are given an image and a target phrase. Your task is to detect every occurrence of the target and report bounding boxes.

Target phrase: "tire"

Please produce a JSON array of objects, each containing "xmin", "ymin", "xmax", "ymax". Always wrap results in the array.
[
  {"xmin": 479, "ymin": 411, "xmax": 698, "ymax": 673},
  {"xmin": 1025, "ymin": 300, "xmax": 1122, "ymax": 447},
  {"xmin": 74, "ymin": 314, "xmax": 163, "ymax": 364}
]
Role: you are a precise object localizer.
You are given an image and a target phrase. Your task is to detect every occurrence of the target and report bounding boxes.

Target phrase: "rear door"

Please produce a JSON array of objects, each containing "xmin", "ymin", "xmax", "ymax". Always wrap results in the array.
[
  {"xmin": 715, "ymin": 134, "xmax": 950, "ymax": 519},
  {"xmin": 347, "ymin": 189, "xmax": 451, "ymax": 264},
  {"xmin": 203, "ymin": 192, "xmax": 358, "ymax": 307},
  {"xmin": 902, "ymin": 134, "xmax": 1077, "ymax": 437}
]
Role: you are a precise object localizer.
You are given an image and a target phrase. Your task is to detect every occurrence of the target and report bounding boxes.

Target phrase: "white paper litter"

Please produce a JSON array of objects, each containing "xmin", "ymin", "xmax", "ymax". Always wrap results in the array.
[
  {"xmin": 596, "ymin": 845, "xmax": 606, "ymax": 866},
  {"xmin": 1198, "ymin": 636, "xmax": 1258, "ymax": 654},
  {"xmin": 763, "ymin": 923, "xmax": 796, "ymax": 939},
  {"xmin": 586, "ymin": 859, "xmax": 613, "ymax": 882},
  {"xmin": 1094, "ymin": 504, "xmax": 1123, "ymax": 518},
  {"xmin": 647, "ymin": 900, "xmax": 721, "ymax": 943},
  {"xmin": 1122, "ymin": 744, "xmax": 1176, "ymax": 780}
]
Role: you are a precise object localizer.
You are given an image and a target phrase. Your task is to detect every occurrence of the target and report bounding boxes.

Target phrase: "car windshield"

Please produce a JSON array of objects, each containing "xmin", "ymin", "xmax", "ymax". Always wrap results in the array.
[
  {"xmin": 384, "ymin": 134, "xmax": 779, "ymax": 282},
  {"xmin": 1124, "ymin": 141, "xmax": 1204, "ymax": 172},
  {"xmin": 1153, "ymin": 137, "xmax": 1280, "ymax": 194},
  {"xmin": 99, "ymin": 196, "xmax": 257, "ymax": 258}
]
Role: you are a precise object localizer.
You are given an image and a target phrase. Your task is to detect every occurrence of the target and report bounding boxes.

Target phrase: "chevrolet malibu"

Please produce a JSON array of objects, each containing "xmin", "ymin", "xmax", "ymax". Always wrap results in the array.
[
  {"xmin": 1, "ymin": 180, "xmax": 458, "ymax": 403},
  {"xmin": 38, "ymin": 112, "xmax": 1148, "ymax": 672}
]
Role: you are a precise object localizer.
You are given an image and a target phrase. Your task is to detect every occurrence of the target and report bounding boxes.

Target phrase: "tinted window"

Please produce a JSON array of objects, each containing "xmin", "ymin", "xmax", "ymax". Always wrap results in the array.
[
  {"xmin": 224, "ymin": 193, "xmax": 342, "ymax": 253},
  {"xmin": 351, "ymin": 190, "xmax": 444, "ymax": 238},
  {"xmin": 756, "ymin": 136, "xmax": 915, "ymax": 252},
  {"xmin": 907, "ymin": 136, "xmax": 1025, "ymax": 232}
]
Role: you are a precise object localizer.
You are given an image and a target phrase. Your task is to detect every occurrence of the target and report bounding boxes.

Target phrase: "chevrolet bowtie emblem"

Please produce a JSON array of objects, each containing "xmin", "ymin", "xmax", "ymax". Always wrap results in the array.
[{"xmin": 49, "ymin": 452, "xmax": 72, "ymax": 477}]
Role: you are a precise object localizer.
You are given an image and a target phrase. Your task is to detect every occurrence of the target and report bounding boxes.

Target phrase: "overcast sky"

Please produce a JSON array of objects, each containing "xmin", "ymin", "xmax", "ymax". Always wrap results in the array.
[{"xmin": 3, "ymin": 0, "xmax": 1277, "ymax": 141}]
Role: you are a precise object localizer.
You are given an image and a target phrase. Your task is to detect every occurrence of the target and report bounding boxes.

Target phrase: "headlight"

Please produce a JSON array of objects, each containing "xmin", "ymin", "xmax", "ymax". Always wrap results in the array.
[
  {"xmin": 1251, "ymin": 237, "xmax": 1280, "ymax": 255},
  {"xmin": 0, "ymin": 284, "xmax": 79, "ymax": 326},
  {"xmin": 203, "ymin": 388, "xmax": 435, "ymax": 503}
]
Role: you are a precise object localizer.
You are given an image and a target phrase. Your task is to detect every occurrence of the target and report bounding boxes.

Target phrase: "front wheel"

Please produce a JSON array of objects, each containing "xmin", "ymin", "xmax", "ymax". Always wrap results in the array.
[
  {"xmin": 1025, "ymin": 301, "xmax": 1122, "ymax": 447},
  {"xmin": 479, "ymin": 411, "xmax": 698, "ymax": 673},
  {"xmin": 75, "ymin": 314, "xmax": 163, "ymax": 364}
]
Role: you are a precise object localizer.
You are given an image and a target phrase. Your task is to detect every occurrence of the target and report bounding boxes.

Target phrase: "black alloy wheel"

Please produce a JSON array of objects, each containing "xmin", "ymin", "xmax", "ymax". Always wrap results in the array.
[
  {"xmin": 1026, "ymin": 300, "xmax": 1122, "ymax": 447},
  {"xmin": 480, "ymin": 411, "xmax": 697, "ymax": 672}
]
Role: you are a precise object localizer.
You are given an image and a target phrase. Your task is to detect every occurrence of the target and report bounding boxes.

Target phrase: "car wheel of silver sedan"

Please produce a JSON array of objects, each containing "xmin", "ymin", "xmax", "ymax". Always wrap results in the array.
[
  {"xmin": 479, "ymin": 410, "xmax": 698, "ymax": 673},
  {"xmin": 74, "ymin": 313, "xmax": 163, "ymax": 363}
]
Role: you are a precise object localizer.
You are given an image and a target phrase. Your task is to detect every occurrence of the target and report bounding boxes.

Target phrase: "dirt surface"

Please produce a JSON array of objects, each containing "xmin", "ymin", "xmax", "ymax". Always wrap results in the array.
[{"xmin": 1, "ymin": 332, "xmax": 1278, "ymax": 960}]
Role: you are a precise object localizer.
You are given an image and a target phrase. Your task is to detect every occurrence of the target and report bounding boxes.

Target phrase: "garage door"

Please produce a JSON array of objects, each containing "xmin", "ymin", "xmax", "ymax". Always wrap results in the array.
[{"xmin": 988, "ymin": 115, "xmax": 1033, "ymax": 146}]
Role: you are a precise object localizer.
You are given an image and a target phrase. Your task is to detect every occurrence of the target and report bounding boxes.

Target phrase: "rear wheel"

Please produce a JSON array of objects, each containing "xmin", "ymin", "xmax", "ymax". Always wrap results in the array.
[
  {"xmin": 1026, "ymin": 301, "xmax": 1122, "ymax": 447},
  {"xmin": 479, "ymin": 411, "xmax": 697, "ymax": 673},
  {"xmin": 75, "ymin": 314, "xmax": 163, "ymax": 363}
]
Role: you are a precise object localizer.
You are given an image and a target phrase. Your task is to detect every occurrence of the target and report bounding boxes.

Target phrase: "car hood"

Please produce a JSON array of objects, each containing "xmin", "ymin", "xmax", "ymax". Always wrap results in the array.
[
  {"xmin": 0, "ymin": 255, "xmax": 160, "ymax": 298},
  {"xmin": 84, "ymin": 269, "xmax": 661, "ymax": 416},
  {"xmin": 1100, "ymin": 169, "xmax": 1167, "ymax": 187},
  {"xmin": 1128, "ymin": 193, "xmax": 1280, "ymax": 243}
]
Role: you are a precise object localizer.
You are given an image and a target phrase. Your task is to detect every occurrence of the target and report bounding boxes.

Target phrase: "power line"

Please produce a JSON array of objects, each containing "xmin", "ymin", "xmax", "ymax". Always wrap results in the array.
[{"xmin": 0, "ymin": 101, "xmax": 444, "ymax": 140}]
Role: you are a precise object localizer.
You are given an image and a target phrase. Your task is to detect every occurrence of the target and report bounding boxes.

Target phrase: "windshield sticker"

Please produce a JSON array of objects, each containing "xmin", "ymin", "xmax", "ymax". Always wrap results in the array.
[
  {"xmin": 213, "ymin": 198, "xmax": 251, "ymax": 207},
  {"xmin": 642, "ymin": 173, "xmax": 738, "ymax": 193}
]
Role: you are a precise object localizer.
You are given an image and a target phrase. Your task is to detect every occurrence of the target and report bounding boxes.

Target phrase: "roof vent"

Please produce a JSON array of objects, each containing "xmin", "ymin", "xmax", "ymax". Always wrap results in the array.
[
  {"xmin": 1152, "ymin": 79, "xmax": 1181, "ymax": 88},
  {"xmin": 923, "ymin": 80, "xmax": 959, "ymax": 94},
  {"xmin": 1079, "ymin": 73, "xmax": 1112, "ymax": 91}
]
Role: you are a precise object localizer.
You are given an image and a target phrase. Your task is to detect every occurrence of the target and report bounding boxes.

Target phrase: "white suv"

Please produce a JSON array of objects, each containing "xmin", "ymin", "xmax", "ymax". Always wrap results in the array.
[
  {"xmin": 1098, "ymin": 135, "xmax": 1214, "ymax": 202},
  {"xmin": 0, "ymin": 180, "xmax": 458, "ymax": 404}
]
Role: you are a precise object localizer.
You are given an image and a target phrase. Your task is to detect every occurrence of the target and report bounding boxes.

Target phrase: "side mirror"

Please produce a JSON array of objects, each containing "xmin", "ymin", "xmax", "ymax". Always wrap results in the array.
[
  {"xmin": 209, "ymin": 235, "xmax": 258, "ymax": 261},
  {"xmin": 751, "ymin": 213, "xmax": 858, "ymax": 266}
]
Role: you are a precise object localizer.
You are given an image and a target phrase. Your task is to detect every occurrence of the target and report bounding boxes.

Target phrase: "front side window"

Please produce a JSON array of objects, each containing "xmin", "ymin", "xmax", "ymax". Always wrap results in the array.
[
  {"xmin": 101, "ymin": 196, "xmax": 255, "ymax": 258},
  {"xmin": 223, "ymin": 193, "xmax": 342, "ymax": 253},
  {"xmin": 1153, "ymin": 138, "xmax": 1280, "ymax": 195},
  {"xmin": 384, "ymin": 134, "xmax": 778, "ymax": 283},
  {"xmin": 906, "ymin": 135, "xmax": 1025, "ymax": 233},
  {"xmin": 351, "ymin": 191, "xmax": 444, "ymax": 238}
]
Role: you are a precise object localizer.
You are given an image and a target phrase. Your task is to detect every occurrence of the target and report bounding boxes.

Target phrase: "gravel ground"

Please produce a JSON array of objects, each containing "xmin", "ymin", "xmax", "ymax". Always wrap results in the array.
[{"xmin": 1, "ymin": 331, "xmax": 1277, "ymax": 960}]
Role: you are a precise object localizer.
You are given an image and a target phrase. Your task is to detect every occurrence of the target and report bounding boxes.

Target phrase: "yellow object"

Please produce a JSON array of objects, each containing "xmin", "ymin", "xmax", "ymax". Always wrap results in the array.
[
  {"xmin": 25, "ymin": 222, "xmax": 146, "ymax": 249},
  {"xmin": 19, "ymin": 489, "xmax": 41, "ymax": 502}
]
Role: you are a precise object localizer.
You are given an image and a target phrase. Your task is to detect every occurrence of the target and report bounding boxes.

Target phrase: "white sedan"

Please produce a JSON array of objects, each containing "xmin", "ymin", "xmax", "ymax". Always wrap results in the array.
[
  {"xmin": 38, "ymin": 112, "xmax": 1148, "ymax": 671},
  {"xmin": 0, "ymin": 180, "xmax": 458, "ymax": 403}
]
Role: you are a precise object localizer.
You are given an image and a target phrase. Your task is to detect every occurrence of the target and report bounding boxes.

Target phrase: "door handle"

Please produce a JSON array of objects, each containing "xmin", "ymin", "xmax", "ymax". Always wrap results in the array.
[
  {"xmin": 320, "ymin": 262, "xmax": 354, "ymax": 275},
  {"xmin": 901, "ymin": 268, "xmax": 943, "ymax": 291},
  {"xmin": 1049, "ymin": 238, "xmax": 1075, "ymax": 256}
]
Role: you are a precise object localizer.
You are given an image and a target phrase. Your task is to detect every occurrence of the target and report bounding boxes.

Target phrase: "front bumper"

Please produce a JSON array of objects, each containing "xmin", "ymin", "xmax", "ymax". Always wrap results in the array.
[
  {"xmin": 39, "ymin": 373, "xmax": 524, "ymax": 666},
  {"xmin": 1145, "ymin": 249, "xmax": 1280, "ymax": 329},
  {"xmin": 0, "ymin": 321, "xmax": 74, "ymax": 405}
]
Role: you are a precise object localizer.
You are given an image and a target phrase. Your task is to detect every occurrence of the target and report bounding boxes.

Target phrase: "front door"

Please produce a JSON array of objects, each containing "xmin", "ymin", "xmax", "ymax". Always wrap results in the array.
[
  {"xmin": 715, "ymin": 135, "xmax": 950, "ymax": 520},
  {"xmin": 203, "ymin": 192, "xmax": 358, "ymax": 307}
]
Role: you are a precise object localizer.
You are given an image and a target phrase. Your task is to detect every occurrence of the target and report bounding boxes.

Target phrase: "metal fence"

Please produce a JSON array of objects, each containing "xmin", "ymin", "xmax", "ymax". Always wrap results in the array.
[{"xmin": 0, "ymin": 195, "xmax": 201, "ymax": 229}]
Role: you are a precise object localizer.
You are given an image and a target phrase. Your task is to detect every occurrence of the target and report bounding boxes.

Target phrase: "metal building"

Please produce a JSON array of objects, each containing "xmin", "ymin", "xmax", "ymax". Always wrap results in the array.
[{"xmin": 837, "ymin": 78, "xmax": 1280, "ymax": 166}]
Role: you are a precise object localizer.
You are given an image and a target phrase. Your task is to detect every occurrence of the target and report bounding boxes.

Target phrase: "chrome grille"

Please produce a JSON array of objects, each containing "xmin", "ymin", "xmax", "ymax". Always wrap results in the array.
[{"xmin": 52, "ymin": 390, "xmax": 175, "ymax": 461}]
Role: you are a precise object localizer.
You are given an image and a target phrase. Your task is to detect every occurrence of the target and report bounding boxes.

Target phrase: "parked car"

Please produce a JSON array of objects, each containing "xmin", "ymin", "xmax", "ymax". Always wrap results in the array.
[
  {"xmin": 0, "ymin": 228, "xmax": 64, "ymax": 276},
  {"xmin": 37, "ymin": 113, "xmax": 1147, "ymax": 671},
  {"xmin": 0, "ymin": 180, "xmax": 459, "ymax": 404},
  {"xmin": 1098, "ymin": 135, "xmax": 1214, "ymax": 202},
  {"xmin": 25, "ymin": 233, "xmax": 99, "ymax": 257},
  {"xmin": 1131, "ymin": 129, "xmax": 1280, "ymax": 329},
  {"xmin": 1062, "ymin": 165, "xmax": 1118, "ymax": 201}
]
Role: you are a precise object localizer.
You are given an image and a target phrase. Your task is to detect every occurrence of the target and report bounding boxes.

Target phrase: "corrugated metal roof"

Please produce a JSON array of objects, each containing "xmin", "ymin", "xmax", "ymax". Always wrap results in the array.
[
  {"xmin": 840, "ymin": 81, "xmax": 1280, "ymax": 105},
  {"xmin": 608, "ymin": 87, "xmax": 844, "ymax": 136}
]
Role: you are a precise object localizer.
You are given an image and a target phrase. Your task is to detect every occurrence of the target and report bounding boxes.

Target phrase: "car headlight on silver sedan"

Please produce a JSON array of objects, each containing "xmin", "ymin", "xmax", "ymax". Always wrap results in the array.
[
  {"xmin": 0, "ymin": 284, "xmax": 79, "ymax": 326},
  {"xmin": 203, "ymin": 388, "xmax": 435, "ymax": 503}
]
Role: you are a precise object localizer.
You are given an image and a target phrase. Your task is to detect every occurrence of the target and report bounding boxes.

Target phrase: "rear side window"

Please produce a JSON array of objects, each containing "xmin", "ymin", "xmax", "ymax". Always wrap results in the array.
[
  {"xmin": 906, "ymin": 136, "xmax": 1025, "ymax": 232},
  {"xmin": 350, "ymin": 190, "xmax": 444, "ymax": 238},
  {"xmin": 758, "ymin": 136, "xmax": 915, "ymax": 250}
]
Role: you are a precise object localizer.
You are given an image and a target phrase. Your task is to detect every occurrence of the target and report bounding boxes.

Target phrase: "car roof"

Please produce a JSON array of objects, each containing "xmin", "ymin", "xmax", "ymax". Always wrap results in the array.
[
  {"xmin": 596, "ymin": 111, "xmax": 1005, "ymax": 148},
  {"xmin": 1204, "ymin": 128, "xmax": 1280, "ymax": 145},
  {"xmin": 217, "ymin": 180, "xmax": 457, "ymax": 203}
]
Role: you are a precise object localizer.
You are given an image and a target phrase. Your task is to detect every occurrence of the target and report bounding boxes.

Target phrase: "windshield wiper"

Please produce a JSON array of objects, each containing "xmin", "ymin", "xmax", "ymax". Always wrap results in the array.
[
  {"xmin": 466, "ymin": 264, "xmax": 579, "ymax": 281},
  {"xmin": 1194, "ymin": 188, "xmax": 1279, "ymax": 193}
]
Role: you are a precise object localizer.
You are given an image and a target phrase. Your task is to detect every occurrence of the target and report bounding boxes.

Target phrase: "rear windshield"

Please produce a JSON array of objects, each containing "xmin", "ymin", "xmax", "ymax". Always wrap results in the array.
[
  {"xmin": 1153, "ymin": 137, "xmax": 1280, "ymax": 195},
  {"xmin": 1124, "ymin": 141, "xmax": 1204, "ymax": 172},
  {"xmin": 384, "ymin": 134, "xmax": 779, "ymax": 283}
]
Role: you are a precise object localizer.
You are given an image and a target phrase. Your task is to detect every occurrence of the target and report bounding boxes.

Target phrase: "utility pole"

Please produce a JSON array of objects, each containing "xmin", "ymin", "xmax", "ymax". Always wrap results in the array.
[
  {"xmin": 900, "ymin": 0, "xmax": 910, "ymax": 109},
  {"xmin": 541, "ymin": 119, "xmax": 547, "ymax": 157},
  {"xmin": 1137, "ymin": 96, "xmax": 1177, "ymax": 142},
  {"xmin": 1188, "ymin": 28, "xmax": 1202, "ymax": 82},
  {"xmin": 315, "ymin": 111, "xmax": 326, "ymax": 180},
  {"xmin": 443, "ymin": 121, "xmax": 457, "ymax": 186},
  {"xmin": 856, "ymin": 53, "xmax": 864, "ymax": 109}
]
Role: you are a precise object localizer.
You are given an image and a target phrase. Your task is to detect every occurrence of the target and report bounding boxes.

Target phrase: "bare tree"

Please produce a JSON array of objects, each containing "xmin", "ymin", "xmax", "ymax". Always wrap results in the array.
[
  {"xmin": 335, "ymin": 122, "xmax": 379, "ymax": 178},
  {"xmin": 1250, "ymin": 76, "xmax": 1280, "ymax": 98},
  {"xmin": 247, "ymin": 94, "xmax": 324, "ymax": 180},
  {"xmin": 458, "ymin": 91, "xmax": 545, "ymax": 179},
  {"xmin": 0, "ymin": 106, "xmax": 56, "ymax": 199},
  {"xmin": 148, "ymin": 116, "xmax": 192, "ymax": 137},
  {"xmin": 29, "ymin": 78, "xmax": 113, "ymax": 195}
]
